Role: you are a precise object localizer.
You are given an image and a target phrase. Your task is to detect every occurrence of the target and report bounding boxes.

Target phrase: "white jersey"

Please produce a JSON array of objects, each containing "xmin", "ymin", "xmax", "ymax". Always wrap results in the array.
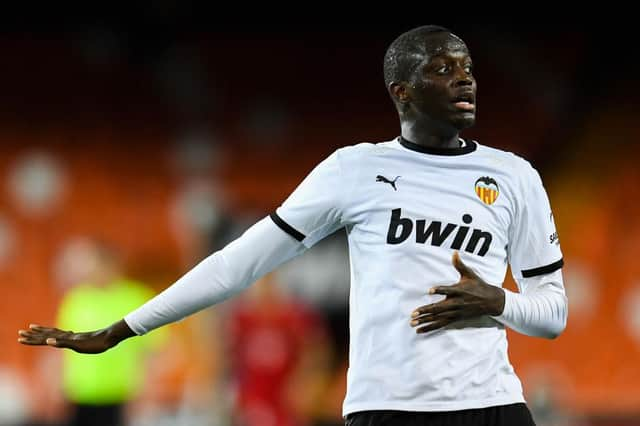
[{"xmin": 272, "ymin": 137, "xmax": 563, "ymax": 415}]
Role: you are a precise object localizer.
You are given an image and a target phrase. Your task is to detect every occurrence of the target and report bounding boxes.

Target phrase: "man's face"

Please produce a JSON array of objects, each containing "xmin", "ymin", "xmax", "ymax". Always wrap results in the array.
[{"xmin": 406, "ymin": 33, "xmax": 477, "ymax": 130}]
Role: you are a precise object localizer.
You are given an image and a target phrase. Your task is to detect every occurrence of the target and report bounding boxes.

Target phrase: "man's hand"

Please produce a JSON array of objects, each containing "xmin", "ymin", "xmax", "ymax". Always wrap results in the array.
[
  {"xmin": 18, "ymin": 319, "xmax": 136, "ymax": 354},
  {"xmin": 410, "ymin": 251, "xmax": 505, "ymax": 334}
]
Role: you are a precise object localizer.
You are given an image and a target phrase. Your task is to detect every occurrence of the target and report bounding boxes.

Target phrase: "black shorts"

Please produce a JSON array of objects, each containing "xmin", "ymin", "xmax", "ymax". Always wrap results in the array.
[{"xmin": 345, "ymin": 403, "xmax": 536, "ymax": 426}]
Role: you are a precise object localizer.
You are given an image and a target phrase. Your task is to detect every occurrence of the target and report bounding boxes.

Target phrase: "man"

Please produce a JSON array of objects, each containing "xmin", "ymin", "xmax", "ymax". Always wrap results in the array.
[{"xmin": 19, "ymin": 25, "xmax": 568, "ymax": 426}]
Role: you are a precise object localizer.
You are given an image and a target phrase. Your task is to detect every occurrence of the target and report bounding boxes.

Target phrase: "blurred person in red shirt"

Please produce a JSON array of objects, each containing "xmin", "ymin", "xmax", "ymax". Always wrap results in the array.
[{"xmin": 227, "ymin": 273, "xmax": 331, "ymax": 426}]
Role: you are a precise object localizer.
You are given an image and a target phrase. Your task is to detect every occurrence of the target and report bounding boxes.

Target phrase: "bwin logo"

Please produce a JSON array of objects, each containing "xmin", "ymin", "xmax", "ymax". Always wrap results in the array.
[{"xmin": 386, "ymin": 208, "xmax": 493, "ymax": 256}]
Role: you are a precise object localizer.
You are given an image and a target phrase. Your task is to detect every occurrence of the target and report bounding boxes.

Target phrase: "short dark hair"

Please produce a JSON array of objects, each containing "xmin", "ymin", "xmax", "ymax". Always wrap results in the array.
[{"xmin": 383, "ymin": 25, "xmax": 452, "ymax": 89}]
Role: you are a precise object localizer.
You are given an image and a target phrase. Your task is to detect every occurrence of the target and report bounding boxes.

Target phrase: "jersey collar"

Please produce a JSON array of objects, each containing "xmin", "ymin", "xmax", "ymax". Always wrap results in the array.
[{"xmin": 398, "ymin": 136, "xmax": 477, "ymax": 156}]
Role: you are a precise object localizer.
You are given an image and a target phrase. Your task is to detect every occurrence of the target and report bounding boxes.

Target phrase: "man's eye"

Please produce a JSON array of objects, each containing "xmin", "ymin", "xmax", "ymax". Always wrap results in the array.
[
  {"xmin": 436, "ymin": 66, "xmax": 449, "ymax": 75},
  {"xmin": 464, "ymin": 65, "xmax": 473, "ymax": 74}
]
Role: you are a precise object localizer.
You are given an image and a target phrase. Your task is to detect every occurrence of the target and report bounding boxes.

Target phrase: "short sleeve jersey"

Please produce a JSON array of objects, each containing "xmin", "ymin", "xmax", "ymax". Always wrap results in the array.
[{"xmin": 272, "ymin": 137, "xmax": 563, "ymax": 415}]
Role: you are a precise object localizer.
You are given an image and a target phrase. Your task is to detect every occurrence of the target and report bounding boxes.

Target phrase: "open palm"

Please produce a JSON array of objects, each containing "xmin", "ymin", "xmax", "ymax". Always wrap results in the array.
[{"xmin": 18, "ymin": 322, "xmax": 130, "ymax": 354}]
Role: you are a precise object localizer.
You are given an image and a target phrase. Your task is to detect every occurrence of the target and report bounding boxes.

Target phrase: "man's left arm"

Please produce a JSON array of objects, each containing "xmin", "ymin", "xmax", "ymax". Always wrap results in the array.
[
  {"xmin": 492, "ymin": 269, "xmax": 567, "ymax": 338},
  {"xmin": 409, "ymin": 252, "xmax": 567, "ymax": 339}
]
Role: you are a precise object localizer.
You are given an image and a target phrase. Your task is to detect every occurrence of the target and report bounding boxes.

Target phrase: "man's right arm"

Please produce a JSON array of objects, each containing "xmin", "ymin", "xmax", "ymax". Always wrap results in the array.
[
  {"xmin": 18, "ymin": 217, "xmax": 306, "ymax": 353},
  {"xmin": 124, "ymin": 216, "xmax": 305, "ymax": 335},
  {"xmin": 19, "ymin": 148, "xmax": 347, "ymax": 353}
]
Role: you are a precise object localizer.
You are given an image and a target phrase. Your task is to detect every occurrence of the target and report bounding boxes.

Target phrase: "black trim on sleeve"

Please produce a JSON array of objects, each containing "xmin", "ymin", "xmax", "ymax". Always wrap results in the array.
[
  {"xmin": 270, "ymin": 213, "xmax": 306, "ymax": 242},
  {"xmin": 521, "ymin": 258, "xmax": 564, "ymax": 278}
]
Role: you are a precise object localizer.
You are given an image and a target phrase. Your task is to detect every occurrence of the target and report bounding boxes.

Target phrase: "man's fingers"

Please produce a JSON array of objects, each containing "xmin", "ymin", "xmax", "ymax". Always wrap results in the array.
[
  {"xmin": 410, "ymin": 313, "xmax": 434, "ymax": 326},
  {"xmin": 412, "ymin": 300, "xmax": 460, "ymax": 317},
  {"xmin": 17, "ymin": 329, "xmax": 45, "ymax": 345},
  {"xmin": 46, "ymin": 338, "xmax": 61, "ymax": 347},
  {"xmin": 29, "ymin": 324, "xmax": 65, "ymax": 333},
  {"xmin": 416, "ymin": 319, "xmax": 455, "ymax": 334},
  {"xmin": 428, "ymin": 285, "xmax": 459, "ymax": 296},
  {"xmin": 45, "ymin": 337, "xmax": 75, "ymax": 350},
  {"xmin": 452, "ymin": 251, "xmax": 477, "ymax": 279},
  {"xmin": 19, "ymin": 326, "xmax": 103, "ymax": 353},
  {"xmin": 410, "ymin": 311, "xmax": 458, "ymax": 327},
  {"xmin": 29, "ymin": 324, "xmax": 48, "ymax": 331},
  {"xmin": 19, "ymin": 328, "xmax": 53, "ymax": 338},
  {"xmin": 18, "ymin": 337, "xmax": 44, "ymax": 345},
  {"xmin": 18, "ymin": 332, "xmax": 52, "ymax": 346},
  {"xmin": 18, "ymin": 326, "xmax": 73, "ymax": 347}
]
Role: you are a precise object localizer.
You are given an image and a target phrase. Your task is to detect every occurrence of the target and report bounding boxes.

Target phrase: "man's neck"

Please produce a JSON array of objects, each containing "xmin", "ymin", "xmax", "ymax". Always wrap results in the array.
[
  {"xmin": 400, "ymin": 120, "xmax": 460, "ymax": 149},
  {"xmin": 400, "ymin": 132, "xmax": 461, "ymax": 149}
]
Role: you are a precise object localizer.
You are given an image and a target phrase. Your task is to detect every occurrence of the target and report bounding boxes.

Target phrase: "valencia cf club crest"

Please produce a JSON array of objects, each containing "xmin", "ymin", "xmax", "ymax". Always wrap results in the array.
[{"xmin": 475, "ymin": 176, "xmax": 499, "ymax": 205}]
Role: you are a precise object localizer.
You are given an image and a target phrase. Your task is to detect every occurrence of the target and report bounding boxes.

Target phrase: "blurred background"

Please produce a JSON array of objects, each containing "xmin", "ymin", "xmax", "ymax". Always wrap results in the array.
[{"xmin": 1, "ymin": 11, "xmax": 639, "ymax": 426}]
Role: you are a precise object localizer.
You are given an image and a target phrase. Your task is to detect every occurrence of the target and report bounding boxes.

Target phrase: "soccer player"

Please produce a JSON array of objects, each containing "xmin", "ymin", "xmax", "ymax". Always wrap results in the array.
[{"xmin": 19, "ymin": 25, "xmax": 567, "ymax": 426}]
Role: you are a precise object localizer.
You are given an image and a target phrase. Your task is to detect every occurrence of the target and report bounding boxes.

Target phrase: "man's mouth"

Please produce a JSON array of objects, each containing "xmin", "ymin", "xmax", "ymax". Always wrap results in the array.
[
  {"xmin": 453, "ymin": 101, "xmax": 475, "ymax": 111},
  {"xmin": 452, "ymin": 93, "xmax": 475, "ymax": 111}
]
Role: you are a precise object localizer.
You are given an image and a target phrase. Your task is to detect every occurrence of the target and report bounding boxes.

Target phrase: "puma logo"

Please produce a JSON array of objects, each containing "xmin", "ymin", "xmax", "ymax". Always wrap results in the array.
[{"xmin": 376, "ymin": 175, "xmax": 400, "ymax": 191}]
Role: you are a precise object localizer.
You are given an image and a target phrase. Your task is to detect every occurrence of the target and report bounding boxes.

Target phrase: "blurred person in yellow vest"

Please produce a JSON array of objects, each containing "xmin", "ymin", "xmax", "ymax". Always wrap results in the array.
[{"xmin": 55, "ymin": 240, "xmax": 166, "ymax": 426}]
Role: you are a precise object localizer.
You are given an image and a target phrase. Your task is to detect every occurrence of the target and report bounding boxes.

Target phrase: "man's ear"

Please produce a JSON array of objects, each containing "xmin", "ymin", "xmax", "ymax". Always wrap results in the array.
[{"xmin": 390, "ymin": 82, "xmax": 411, "ymax": 104}]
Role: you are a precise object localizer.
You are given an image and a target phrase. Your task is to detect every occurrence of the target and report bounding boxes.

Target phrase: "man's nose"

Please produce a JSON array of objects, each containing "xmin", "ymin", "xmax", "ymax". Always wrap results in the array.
[{"xmin": 453, "ymin": 67, "xmax": 473, "ymax": 87}]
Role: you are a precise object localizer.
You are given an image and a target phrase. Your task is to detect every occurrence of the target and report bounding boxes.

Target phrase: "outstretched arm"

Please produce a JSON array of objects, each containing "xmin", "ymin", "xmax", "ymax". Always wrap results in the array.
[
  {"xmin": 18, "ymin": 216, "xmax": 305, "ymax": 353},
  {"xmin": 19, "ymin": 147, "xmax": 347, "ymax": 354}
]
